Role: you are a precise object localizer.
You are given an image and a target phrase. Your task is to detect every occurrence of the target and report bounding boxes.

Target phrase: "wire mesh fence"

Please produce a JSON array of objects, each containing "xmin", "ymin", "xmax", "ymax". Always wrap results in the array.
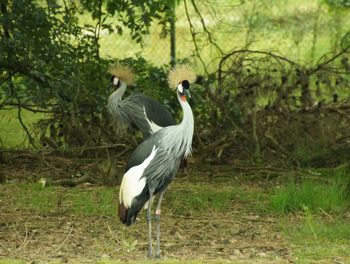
[{"xmin": 77, "ymin": 0, "xmax": 350, "ymax": 71}]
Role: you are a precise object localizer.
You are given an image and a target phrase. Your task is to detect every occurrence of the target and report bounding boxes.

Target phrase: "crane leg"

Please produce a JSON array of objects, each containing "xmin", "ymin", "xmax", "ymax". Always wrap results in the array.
[
  {"xmin": 155, "ymin": 190, "xmax": 165, "ymax": 258},
  {"xmin": 146, "ymin": 194, "xmax": 154, "ymax": 258}
]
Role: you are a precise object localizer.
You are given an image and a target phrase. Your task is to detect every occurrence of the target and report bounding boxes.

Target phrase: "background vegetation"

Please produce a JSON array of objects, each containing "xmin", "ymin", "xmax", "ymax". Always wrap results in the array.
[
  {"xmin": 0, "ymin": 0, "xmax": 350, "ymax": 263},
  {"xmin": 1, "ymin": 0, "xmax": 350, "ymax": 166}
]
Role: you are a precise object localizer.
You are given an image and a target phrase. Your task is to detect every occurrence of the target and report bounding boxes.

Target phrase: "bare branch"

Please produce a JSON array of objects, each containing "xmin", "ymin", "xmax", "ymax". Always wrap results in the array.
[
  {"xmin": 311, "ymin": 45, "xmax": 350, "ymax": 75},
  {"xmin": 190, "ymin": 0, "xmax": 224, "ymax": 55},
  {"xmin": 184, "ymin": 0, "xmax": 208, "ymax": 75}
]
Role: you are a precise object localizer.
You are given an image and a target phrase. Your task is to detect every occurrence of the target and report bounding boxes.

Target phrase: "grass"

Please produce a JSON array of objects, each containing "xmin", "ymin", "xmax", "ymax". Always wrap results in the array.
[
  {"xmin": 269, "ymin": 168, "xmax": 350, "ymax": 262},
  {"xmin": 9, "ymin": 181, "xmax": 253, "ymax": 217},
  {"xmin": 270, "ymin": 180, "xmax": 348, "ymax": 214},
  {"xmin": 1, "ymin": 175, "xmax": 349, "ymax": 263},
  {"xmin": 14, "ymin": 184, "xmax": 117, "ymax": 216},
  {"xmin": 269, "ymin": 168, "xmax": 349, "ymax": 214},
  {"xmin": 165, "ymin": 183, "xmax": 238, "ymax": 213},
  {"xmin": 282, "ymin": 211, "xmax": 350, "ymax": 263},
  {"xmin": 0, "ymin": 259, "xmax": 284, "ymax": 264},
  {"xmin": 0, "ymin": 109, "xmax": 47, "ymax": 149},
  {"xmin": 10, "ymin": 169, "xmax": 348, "ymax": 218}
]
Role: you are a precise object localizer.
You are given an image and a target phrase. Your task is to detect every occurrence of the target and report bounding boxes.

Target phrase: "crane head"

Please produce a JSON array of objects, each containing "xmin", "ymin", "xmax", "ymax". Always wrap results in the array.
[
  {"xmin": 177, "ymin": 80, "xmax": 191, "ymax": 101},
  {"xmin": 168, "ymin": 64, "xmax": 196, "ymax": 101},
  {"xmin": 108, "ymin": 64, "xmax": 135, "ymax": 88}
]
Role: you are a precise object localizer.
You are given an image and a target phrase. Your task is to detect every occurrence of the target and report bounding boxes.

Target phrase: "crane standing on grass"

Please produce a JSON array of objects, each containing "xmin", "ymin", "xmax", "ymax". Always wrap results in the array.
[
  {"xmin": 107, "ymin": 64, "xmax": 176, "ymax": 138},
  {"xmin": 118, "ymin": 65, "xmax": 196, "ymax": 258}
]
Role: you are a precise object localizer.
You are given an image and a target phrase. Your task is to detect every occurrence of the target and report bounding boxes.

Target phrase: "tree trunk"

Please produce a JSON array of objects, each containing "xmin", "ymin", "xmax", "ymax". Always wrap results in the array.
[{"xmin": 170, "ymin": 0, "xmax": 176, "ymax": 66}]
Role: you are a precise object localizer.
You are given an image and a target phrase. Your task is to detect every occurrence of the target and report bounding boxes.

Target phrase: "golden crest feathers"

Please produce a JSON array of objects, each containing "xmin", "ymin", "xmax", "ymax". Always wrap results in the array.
[
  {"xmin": 168, "ymin": 64, "xmax": 196, "ymax": 89},
  {"xmin": 108, "ymin": 64, "xmax": 135, "ymax": 85}
]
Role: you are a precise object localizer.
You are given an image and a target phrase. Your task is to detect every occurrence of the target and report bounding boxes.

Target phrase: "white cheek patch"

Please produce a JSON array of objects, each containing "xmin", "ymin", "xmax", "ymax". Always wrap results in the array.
[
  {"xmin": 177, "ymin": 83, "xmax": 183, "ymax": 93},
  {"xmin": 113, "ymin": 77, "xmax": 119, "ymax": 86}
]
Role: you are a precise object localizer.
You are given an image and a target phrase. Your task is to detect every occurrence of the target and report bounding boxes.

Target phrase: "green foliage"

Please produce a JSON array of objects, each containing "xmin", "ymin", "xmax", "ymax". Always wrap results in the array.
[
  {"xmin": 269, "ymin": 170, "xmax": 349, "ymax": 214},
  {"xmin": 324, "ymin": 0, "xmax": 350, "ymax": 8},
  {"xmin": 119, "ymin": 57, "xmax": 173, "ymax": 111},
  {"xmin": 0, "ymin": 0, "xmax": 174, "ymax": 149},
  {"xmin": 0, "ymin": 0, "xmax": 103, "ymax": 105},
  {"xmin": 104, "ymin": 0, "xmax": 174, "ymax": 43},
  {"xmin": 291, "ymin": 135, "xmax": 331, "ymax": 167}
]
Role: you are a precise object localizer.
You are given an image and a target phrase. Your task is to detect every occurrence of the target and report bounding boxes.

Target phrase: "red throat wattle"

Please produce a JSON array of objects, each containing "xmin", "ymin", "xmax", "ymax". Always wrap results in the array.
[{"xmin": 180, "ymin": 95, "xmax": 186, "ymax": 102}]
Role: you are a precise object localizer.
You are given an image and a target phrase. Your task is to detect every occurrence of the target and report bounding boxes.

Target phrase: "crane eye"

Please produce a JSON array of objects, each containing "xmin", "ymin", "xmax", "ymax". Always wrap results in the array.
[
  {"xmin": 177, "ymin": 83, "xmax": 183, "ymax": 94},
  {"xmin": 113, "ymin": 77, "xmax": 119, "ymax": 86}
]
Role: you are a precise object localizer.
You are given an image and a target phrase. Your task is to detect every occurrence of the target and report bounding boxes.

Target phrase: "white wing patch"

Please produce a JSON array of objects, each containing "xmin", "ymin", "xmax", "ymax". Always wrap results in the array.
[
  {"xmin": 143, "ymin": 106, "xmax": 163, "ymax": 134},
  {"xmin": 119, "ymin": 146, "xmax": 158, "ymax": 208}
]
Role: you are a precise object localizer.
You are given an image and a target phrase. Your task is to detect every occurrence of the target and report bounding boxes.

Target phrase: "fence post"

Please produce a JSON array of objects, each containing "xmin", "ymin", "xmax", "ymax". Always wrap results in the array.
[{"xmin": 170, "ymin": 0, "xmax": 176, "ymax": 66}]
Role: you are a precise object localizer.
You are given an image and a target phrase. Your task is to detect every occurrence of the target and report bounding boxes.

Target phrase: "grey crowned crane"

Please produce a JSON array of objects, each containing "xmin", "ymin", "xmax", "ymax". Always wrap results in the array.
[
  {"xmin": 118, "ymin": 64, "xmax": 196, "ymax": 258},
  {"xmin": 107, "ymin": 64, "xmax": 176, "ymax": 138}
]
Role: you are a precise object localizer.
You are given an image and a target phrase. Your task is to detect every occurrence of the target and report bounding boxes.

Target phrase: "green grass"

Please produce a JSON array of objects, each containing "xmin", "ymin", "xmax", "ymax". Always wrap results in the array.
[
  {"xmin": 270, "ymin": 180, "xmax": 348, "ymax": 214},
  {"xmin": 7, "ymin": 178, "xmax": 266, "ymax": 217},
  {"xmin": 164, "ymin": 182, "xmax": 267, "ymax": 215},
  {"xmin": 0, "ymin": 260, "xmax": 26, "ymax": 264},
  {"xmin": 69, "ymin": 187, "xmax": 116, "ymax": 216},
  {"xmin": 274, "ymin": 171, "xmax": 350, "ymax": 262},
  {"xmin": 166, "ymin": 184, "xmax": 237, "ymax": 213},
  {"xmin": 15, "ymin": 184, "xmax": 117, "ymax": 216},
  {"xmin": 0, "ymin": 259, "xmax": 281, "ymax": 264},
  {"xmin": 282, "ymin": 211, "xmax": 350, "ymax": 263},
  {"xmin": 0, "ymin": 109, "xmax": 47, "ymax": 149},
  {"xmin": 14, "ymin": 172, "xmax": 349, "ymax": 219},
  {"xmin": 17, "ymin": 184, "xmax": 61, "ymax": 213},
  {"xmin": 269, "ymin": 168, "xmax": 349, "ymax": 214},
  {"xmin": 12, "ymin": 181, "xmax": 253, "ymax": 217},
  {"xmin": 96, "ymin": 259, "xmax": 278, "ymax": 264},
  {"xmin": 2, "ymin": 177, "xmax": 349, "ymax": 263}
]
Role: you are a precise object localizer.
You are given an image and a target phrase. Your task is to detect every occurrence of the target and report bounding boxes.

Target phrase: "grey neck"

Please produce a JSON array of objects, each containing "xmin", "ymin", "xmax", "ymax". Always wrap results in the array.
[
  {"xmin": 159, "ymin": 92, "xmax": 194, "ymax": 158},
  {"xmin": 107, "ymin": 81, "xmax": 127, "ymax": 119},
  {"xmin": 111, "ymin": 81, "xmax": 127, "ymax": 102},
  {"xmin": 177, "ymin": 92, "xmax": 194, "ymax": 157}
]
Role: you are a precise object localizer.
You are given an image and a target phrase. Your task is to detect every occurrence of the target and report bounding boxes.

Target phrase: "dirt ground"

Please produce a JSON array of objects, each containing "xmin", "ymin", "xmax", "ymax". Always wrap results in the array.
[
  {"xmin": 0, "ymin": 155, "xmax": 347, "ymax": 263},
  {"xmin": 0, "ymin": 199, "xmax": 292, "ymax": 263},
  {"xmin": 0, "ymin": 192, "xmax": 292, "ymax": 263}
]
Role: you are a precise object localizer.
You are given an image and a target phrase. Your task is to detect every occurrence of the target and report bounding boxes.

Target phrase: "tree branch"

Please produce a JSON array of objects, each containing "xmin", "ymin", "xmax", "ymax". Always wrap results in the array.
[
  {"xmin": 184, "ymin": 0, "xmax": 208, "ymax": 75},
  {"xmin": 190, "ymin": 0, "xmax": 224, "ymax": 55},
  {"xmin": 311, "ymin": 45, "xmax": 350, "ymax": 74}
]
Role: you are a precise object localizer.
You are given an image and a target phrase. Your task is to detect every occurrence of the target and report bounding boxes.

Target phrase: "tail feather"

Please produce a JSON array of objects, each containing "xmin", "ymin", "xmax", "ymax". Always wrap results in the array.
[
  {"xmin": 118, "ymin": 201, "xmax": 128, "ymax": 224},
  {"xmin": 119, "ymin": 185, "xmax": 150, "ymax": 226}
]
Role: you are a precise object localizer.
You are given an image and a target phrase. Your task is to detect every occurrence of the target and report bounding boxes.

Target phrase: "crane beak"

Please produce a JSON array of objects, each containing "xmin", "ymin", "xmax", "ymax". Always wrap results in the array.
[
  {"xmin": 180, "ymin": 89, "xmax": 191, "ymax": 102},
  {"xmin": 185, "ymin": 89, "xmax": 191, "ymax": 99}
]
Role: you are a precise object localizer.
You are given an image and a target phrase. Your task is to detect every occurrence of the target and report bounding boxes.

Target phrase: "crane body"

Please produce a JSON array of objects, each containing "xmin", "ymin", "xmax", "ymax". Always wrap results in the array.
[
  {"xmin": 107, "ymin": 65, "xmax": 176, "ymax": 137},
  {"xmin": 117, "ymin": 65, "xmax": 196, "ymax": 258}
]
